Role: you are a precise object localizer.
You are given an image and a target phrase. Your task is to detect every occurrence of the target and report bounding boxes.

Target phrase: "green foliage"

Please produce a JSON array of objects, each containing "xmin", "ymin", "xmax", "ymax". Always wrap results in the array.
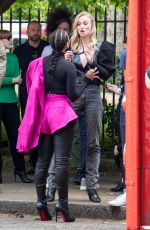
[
  {"xmin": 103, "ymin": 98, "xmax": 118, "ymax": 143},
  {"xmin": 107, "ymin": 55, "xmax": 123, "ymax": 86},
  {"xmin": 110, "ymin": 0, "xmax": 128, "ymax": 8},
  {"xmin": 3, "ymin": 0, "xmax": 128, "ymax": 20},
  {"xmin": 4, "ymin": 0, "xmax": 48, "ymax": 20}
]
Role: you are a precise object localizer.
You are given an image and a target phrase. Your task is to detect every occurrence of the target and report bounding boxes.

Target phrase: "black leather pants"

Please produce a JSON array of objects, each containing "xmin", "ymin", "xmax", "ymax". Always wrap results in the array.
[{"xmin": 35, "ymin": 123, "xmax": 75, "ymax": 208}]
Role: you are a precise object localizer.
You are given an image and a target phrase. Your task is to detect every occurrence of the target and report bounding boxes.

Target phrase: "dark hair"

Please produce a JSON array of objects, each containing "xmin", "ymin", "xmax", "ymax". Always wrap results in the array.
[
  {"xmin": 47, "ymin": 29, "xmax": 69, "ymax": 74},
  {"xmin": 27, "ymin": 20, "xmax": 41, "ymax": 29},
  {"xmin": 46, "ymin": 7, "xmax": 72, "ymax": 35},
  {"xmin": 0, "ymin": 30, "xmax": 12, "ymax": 40}
]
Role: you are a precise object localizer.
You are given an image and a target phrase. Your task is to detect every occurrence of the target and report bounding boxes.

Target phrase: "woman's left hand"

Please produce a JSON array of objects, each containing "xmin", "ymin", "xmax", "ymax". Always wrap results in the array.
[
  {"xmin": 86, "ymin": 67, "xmax": 99, "ymax": 80},
  {"xmin": 84, "ymin": 45, "xmax": 95, "ymax": 64}
]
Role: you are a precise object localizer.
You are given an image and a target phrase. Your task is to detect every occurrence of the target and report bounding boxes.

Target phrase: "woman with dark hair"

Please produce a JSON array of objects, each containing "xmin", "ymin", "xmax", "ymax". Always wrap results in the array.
[
  {"xmin": 17, "ymin": 28, "xmax": 98, "ymax": 222},
  {"xmin": 42, "ymin": 7, "xmax": 72, "ymax": 57},
  {"xmin": 41, "ymin": 6, "xmax": 73, "ymax": 202}
]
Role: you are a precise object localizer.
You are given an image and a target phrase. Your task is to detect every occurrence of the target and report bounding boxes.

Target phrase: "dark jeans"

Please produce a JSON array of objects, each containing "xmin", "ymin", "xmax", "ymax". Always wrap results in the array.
[
  {"xmin": 73, "ymin": 84, "xmax": 103, "ymax": 189},
  {"xmin": 19, "ymin": 88, "xmax": 38, "ymax": 168},
  {"xmin": 119, "ymin": 104, "xmax": 125, "ymax": 189},
  {"xmin": 19, "ymin": 88, "xmax": 27, "ymax": 119},
  {"xmin": 0, "ymin": 103, "xmax": 25, "ymax": 171},
  {"xmin": 120, "ymin": 105, "xmax": 125, "ymax": 153},
  {"xmin": 35, "ymin": 123, "xmax": 75, "ymax": 206},
  {"xmin": 78, "ymin": 112, "xmax": 87, "ymax": 177},
  {"xmin": 29, "ymin": 147, "xmax": 38, "ymax": 168}
]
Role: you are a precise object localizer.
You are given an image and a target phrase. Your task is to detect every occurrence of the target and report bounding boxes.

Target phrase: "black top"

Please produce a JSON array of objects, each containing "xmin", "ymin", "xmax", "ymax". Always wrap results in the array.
[
  {"xmin": 73, "ymin": 41, "xmax": 115, "ymax": 85},
  {"xmin": 13, "ymin": 39, "xmax": 49, "ymax": 92},
  {"xmin": 44, "ymin": 54, "xmax": 88, "ymax": 102}
]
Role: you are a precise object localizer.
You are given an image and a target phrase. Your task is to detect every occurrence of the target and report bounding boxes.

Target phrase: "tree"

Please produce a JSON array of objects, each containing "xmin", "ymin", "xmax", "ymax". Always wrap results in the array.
[
  {"xmin": 0, "ymin": 0, "xmax": 128, "ymax": 15},
  {"xmin": 0, "ymin": 0, "xmax": 16, "ymax": 14}
]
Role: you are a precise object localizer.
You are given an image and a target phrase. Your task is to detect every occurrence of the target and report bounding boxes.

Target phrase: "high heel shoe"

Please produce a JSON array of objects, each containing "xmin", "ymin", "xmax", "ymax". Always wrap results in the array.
[
  {"xmin": 55, "ymin": 204, "xmax": 75, "ymax": 222},
  {"xmin": 87, "ymin": 189, "xmax": 101, "ymax": 203},
  {"xmin": 37, "ymin": 202, "xmax": 52, "ymax": 221},
  {"xmin": 14, "ymin": 170, "xmax": 33, "ymax": 183}
]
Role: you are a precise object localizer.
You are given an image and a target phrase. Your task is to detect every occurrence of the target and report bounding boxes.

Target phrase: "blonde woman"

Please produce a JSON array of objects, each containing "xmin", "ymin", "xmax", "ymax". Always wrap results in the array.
[{"xmin": 65, "ymin": 11, "xmax": 115, "ymax": 203}]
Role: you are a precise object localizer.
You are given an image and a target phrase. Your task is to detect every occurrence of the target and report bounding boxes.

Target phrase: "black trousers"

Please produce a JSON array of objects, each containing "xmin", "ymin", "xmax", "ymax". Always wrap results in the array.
[
  {"xmin": 35, "ymin": 122, "xmax": 75, "ymax": 207},
  {"xmin": 0, "ymin": 103, "xmax": 25, "ymax": 171},
  {"xmin": 19, "ymin": 89, "xmax": 38, "ymax": 168}
]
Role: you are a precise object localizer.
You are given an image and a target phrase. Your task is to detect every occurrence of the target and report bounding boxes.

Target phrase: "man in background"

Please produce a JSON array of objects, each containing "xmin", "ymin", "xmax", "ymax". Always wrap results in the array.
[{"xmin": 13, "ymin": 21, "xmax": 49, "ymax": 174}]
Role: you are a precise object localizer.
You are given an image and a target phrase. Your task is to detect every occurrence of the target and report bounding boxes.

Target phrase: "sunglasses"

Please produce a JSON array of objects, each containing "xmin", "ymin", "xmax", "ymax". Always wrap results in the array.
[
  {"xmin": 4, "ymin": 36, "xmax": 12, "ymax": 41},
  {"xmin": 73, "ymin": 42, "xmax": 85, "ymax": 56}
]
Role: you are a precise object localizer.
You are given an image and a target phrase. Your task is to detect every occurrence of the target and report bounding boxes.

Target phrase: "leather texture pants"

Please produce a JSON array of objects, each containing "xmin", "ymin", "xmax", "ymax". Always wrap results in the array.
[{"xmin": 34, "ymin": 122, "xmax": 75, "ymax": 208}]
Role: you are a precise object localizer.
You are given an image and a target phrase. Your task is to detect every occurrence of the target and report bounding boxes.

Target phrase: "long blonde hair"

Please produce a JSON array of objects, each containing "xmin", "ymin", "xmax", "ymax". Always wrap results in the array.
[{"xmin": 70, "ymin": 11, "xmax": 97, "ymax": 52}]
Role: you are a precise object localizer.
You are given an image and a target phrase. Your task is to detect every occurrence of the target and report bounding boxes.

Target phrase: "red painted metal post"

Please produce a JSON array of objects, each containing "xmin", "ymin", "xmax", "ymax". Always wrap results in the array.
[
  {"xmin": 139, "ymin": 0, "xmax": 150, "ymax": 228},
  {"xmin": 126, "ymin": 0, "xmax": 150, "ymax": 229}
]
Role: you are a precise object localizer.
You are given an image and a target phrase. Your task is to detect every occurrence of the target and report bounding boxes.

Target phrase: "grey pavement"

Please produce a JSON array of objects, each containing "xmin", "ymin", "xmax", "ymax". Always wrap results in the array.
[
  {"xmin": 0, "ymin": 214, "xmax": 126, "ymax": 230},
  {"xmin": 0, "ymin": 158, "xmax": 126, "ymax": 221}
]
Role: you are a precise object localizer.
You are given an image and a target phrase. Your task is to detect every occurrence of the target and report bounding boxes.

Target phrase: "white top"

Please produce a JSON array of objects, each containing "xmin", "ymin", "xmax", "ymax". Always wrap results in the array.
[{"xmin": 41, "ymin": 45, "xmax": 53, "ymax": 57}]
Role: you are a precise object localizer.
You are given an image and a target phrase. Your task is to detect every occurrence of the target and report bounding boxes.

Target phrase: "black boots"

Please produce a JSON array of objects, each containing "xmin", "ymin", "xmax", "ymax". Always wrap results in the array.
[
  {"xmin": 26, "ymin": 166, "xmax": 35, "ymax": 175},
  {"xmin": 87, "ymin": 189, "xmax": 101, "ymax": 203},
  {"xmin": 36, "ymin": 201, "xmax": 52, "ymax": 221},
  {"xmin": 111, "ymin": 181, "xmax": 124, "ymax": 192},
  {"xmin": 55, "ymin": 203, "xmax": 75, "ymax": 222},
  {"xmin": 14, "ymin": 170, "xmax": 33, "ymax": 183}
]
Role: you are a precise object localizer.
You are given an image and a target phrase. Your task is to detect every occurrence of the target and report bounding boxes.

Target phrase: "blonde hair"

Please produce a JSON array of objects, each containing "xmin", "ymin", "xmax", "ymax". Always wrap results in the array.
[
  {"xmin": 0, "ymin": 30, "xmax": 12, "ymax": 40},
  {"xmin": 70, "ymin": 11, "xmax": 97, "ymax": 52}
]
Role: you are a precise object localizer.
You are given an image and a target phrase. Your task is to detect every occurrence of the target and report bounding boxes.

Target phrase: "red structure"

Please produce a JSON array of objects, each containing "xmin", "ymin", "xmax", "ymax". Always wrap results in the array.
[{"xmin": 126, "ymin": 0, "xmax": 150, "ymax": 229}]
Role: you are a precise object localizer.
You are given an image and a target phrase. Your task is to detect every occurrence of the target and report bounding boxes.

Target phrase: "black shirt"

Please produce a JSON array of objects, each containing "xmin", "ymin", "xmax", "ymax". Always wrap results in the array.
[
  {"xmin": 73, "ymin": 41, "xmax": 115, "ymax": 85},
  {"xmin": 44, "ymin": 54, "xmax": 88, "ymax": 102},
  {"xmin": 13, "ymin": 39, "xmax": 49, "ymax": 92}
]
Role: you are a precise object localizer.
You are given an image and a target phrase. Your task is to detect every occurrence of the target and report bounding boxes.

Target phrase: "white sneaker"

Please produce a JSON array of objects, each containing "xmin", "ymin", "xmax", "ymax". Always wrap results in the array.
[
  {"xmin": 80, "ymin": 178, "xmax": 87, "ymax": 190},
  {"xmin": 108, "ymin": 192, "xmax": 126, "ymax": 206}
]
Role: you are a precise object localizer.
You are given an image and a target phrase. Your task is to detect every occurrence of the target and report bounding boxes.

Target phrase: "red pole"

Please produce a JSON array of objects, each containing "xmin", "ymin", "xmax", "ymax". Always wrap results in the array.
[{"xmin": 126, "ymin": 0, "xmax": 150, "ymax": 229}]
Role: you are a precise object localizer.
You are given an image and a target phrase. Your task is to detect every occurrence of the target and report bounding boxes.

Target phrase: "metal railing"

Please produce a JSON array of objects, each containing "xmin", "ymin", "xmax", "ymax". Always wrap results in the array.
[{"xmin": 0, "ymin": 7, "xmax": 127, "ymax": 157}]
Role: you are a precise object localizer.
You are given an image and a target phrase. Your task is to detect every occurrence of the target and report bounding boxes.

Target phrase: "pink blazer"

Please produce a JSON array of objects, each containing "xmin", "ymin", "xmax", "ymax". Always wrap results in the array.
[{"xmin": 17, "ymin": 57, "xmax": 45, "ymax": 152}]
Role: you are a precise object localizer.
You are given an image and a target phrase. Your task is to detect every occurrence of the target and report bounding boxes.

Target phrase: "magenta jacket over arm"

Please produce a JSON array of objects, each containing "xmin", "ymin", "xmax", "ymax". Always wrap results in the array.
[{"xmin": 17, "ymin": 57, "xmax": 44, "ymax": 152}]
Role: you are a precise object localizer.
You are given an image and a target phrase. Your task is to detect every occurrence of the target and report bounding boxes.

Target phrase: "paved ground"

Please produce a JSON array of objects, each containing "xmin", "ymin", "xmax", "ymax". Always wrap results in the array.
[
  {"xmin": 0, "ymin": 214, "xmax": 126, "ymax": 230},
  {"xmin": 0, "ymin": 172, "xmax": 126, "ymax": 220},
  {"xmin": 0, "ymin": 158, "xmax": 126, "ymax": 221}
]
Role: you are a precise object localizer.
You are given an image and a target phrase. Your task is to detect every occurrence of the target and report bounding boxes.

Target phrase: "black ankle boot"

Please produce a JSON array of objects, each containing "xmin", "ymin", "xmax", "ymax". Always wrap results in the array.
[
  {"xmin": 37, "ymin": 201, "xmax": 52, "ymax": 221},
  {"xmin": 111, "ymin": 182, "xmax": 124, "ymax": 192},
  {"xmin": 47, "ymin": 187, "xmax": 56, "ymax": 202},
  {"xmin": 87, "ymin": 189, "xmax": 101, "ymax": 203},
  {"xmin": 55, "ymin": 203, "xmax": 75, "ymax": 222},
  {"xmin": 14, "ymin": 170, "xmax": 33, "ymax": 183},
  {"xmin": 26, "ymin": 166, "xmax": 35, "ymax": 175}
]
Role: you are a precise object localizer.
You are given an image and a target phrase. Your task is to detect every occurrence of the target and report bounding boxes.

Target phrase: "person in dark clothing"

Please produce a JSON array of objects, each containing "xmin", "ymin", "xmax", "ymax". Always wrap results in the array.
[
  {"xmin": 13, "ymin": 21, "xmax": 49, "ymax": 174},
  {"xmin": 42, "ymin": 7, "xmax": 88, "ymax": 201},
  {"xmin": 17, "ymin": 28, "xmax": 98, "ymax": 222}
]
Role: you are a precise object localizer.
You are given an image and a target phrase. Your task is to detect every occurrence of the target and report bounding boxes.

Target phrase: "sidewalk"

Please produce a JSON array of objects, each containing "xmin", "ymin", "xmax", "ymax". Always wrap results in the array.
[{"xmin": 0, "ymin": 171, "xmax": 126, "ymax": 220}]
